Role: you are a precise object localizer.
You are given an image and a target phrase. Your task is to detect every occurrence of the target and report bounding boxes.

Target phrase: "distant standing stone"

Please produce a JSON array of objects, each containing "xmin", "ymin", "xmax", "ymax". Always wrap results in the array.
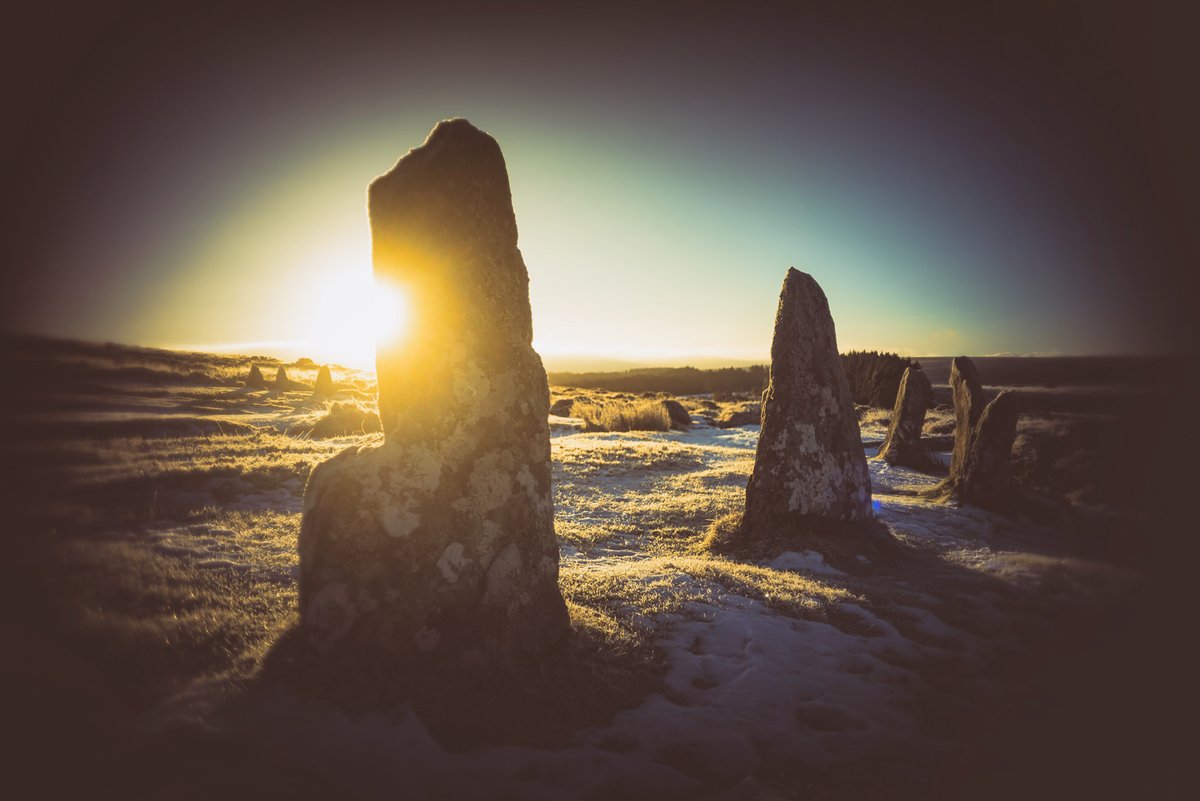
[
  {"xmin": 312, "ymin": 365, "xmax": 335, "ymax": 397},
  {"xmin": 877, "ymin": 365, "xmax": 934, "ymax": 469},
  {"xmin": 274, "ymin": 365, "xmax": 296, "ymax": 390},
  {"xmin": 957, "ymin": 390, "xmax": 1018, "ymax": 505},
  {"xmin": 662, "ymin": 399, "xmax": 691, "ymax": 428},
  {"xmin": 244, "ymin": 364, "xmax": 267, "ymax": 389},
  {"xmin": 743, "ymin": 268, "xmax": 872, "ymax": 532},
  {"xmin": 945, "ymin": 356, "xmax": 987, "ymax": 478},
  {"xmin": 298, "ymin": 119, "xmax": 569, "ymax": 670},
  {"xmin": 933, "ymin": 356, "xmax": 1019, "ymax": 506}
]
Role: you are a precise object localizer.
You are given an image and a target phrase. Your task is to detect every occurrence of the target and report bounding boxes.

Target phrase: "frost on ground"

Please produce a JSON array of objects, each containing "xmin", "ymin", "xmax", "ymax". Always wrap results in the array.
[{"xmin": 6, "ymin": 338, "xmax": 1155, "ymax": 800}]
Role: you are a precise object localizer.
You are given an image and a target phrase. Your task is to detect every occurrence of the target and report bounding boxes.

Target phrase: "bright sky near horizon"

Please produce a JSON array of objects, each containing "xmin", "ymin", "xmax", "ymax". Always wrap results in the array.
[{"xmin": 4, "ymin": 3, "xmax": 1193, "ymax": 370}]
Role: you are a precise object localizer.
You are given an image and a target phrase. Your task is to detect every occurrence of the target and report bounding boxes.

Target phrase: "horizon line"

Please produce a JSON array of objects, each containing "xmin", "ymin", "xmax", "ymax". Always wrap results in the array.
[{"xmin": 1, "ymin": 330, "xmax": 1188, "ymax": 370}]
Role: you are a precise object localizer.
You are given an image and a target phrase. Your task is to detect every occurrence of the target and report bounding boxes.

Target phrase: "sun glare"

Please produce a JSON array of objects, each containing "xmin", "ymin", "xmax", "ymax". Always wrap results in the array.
[
  {"xmin": 304, "ymin": 274, "xmax": 410, "ymax": 370},
  {"xmin": 370, "ymin": 280, "xmax": 409, "ymax": 347}
]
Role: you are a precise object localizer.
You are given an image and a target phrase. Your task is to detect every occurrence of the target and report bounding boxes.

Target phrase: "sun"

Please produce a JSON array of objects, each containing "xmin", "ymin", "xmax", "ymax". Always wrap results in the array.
[{"xmin": 305, "ymin": 275, "xmax": 410, "ymax": 369}]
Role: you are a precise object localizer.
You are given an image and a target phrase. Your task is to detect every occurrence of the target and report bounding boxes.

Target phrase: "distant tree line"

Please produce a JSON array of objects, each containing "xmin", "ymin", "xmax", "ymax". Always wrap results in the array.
[
  {"xmin": 547, "ymin": 365, "xmax": 769, "ymax": 396},
  {"xmin": 549, "ymin": 351, "xmax": 916, "ymax": 407}
]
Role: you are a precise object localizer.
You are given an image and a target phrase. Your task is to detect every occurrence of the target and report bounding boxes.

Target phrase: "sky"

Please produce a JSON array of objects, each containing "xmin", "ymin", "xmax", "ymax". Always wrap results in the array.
[{"xmin": 2, "ymin": 1, "xmax": 1196, "ymax": 369}]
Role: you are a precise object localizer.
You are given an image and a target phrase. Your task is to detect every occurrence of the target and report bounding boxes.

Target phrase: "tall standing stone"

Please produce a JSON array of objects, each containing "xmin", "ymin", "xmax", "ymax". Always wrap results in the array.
[
  {"xmin": 297, "ymin": 119, "xmax": 568, "ymax": 670},
  {"xmin": 945, "ymin": 356, "xmax": 987, "ymax": 478},
  {"xmin": 877, "ymin": 365, "xmax": 934, "ymax": 469},
  {"xmin": 743, "ymin": 268, "xmax": 872, "ymax": 533}
]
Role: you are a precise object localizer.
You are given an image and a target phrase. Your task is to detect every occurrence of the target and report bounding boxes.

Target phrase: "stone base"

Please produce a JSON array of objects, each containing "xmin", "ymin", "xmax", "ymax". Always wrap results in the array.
[{"xmin": 298, "ymin": 439, "xmax": 569, "ymax": 670}]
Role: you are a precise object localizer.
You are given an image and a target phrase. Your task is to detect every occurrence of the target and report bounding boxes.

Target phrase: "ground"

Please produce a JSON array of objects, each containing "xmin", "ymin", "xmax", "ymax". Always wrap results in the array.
[{"xmin": 3, "ymin": 337, "xmax": 1180, "ymax": 800}]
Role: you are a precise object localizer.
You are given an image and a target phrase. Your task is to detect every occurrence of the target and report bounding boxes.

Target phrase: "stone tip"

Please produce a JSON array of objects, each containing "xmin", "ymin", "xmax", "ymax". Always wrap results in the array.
[
  {"xmin": 779, "ymin": 268, "xmax": 828, "ymax": 308},
  {"xmin": 951, "ymin": 355, "xmax": 979, "ymax": 379},
  {"xmin": 369, "ymin": 118, "xmax": 504, "ymax": 196},
  {"xmin": 424, "ymin": 117, "xmax": 487, "ymax": 142}
]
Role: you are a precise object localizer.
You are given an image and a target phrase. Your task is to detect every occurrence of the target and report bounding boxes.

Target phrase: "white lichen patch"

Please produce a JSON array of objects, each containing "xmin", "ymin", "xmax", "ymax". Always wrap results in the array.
[
  {"xmin": 436, "ymin": 542, "xmax": 469, "ymax": 583},
  {"xmin": 793, "ymin": 422, "xmax": 819, "ymax": 454},
  {"xmin": 381, "ymin": 500, "xmax": 421, "ymax": 538},
  {"xmin": 453, "ymin": 360, "xmax": 491, "ymax": 405},
  {"xmin": 786, "ymin": 457, "xmax": 846, "ymax": 514},
  {"xmin": 465, "ymin": 450, "xmax": 515, "ymax": 513},
  {"xmin": 392, "ymin": 444, "xmax": 443, "ymax": 493},
  {"xmin": 517, "ymin": 463, "xmax": 551, "ymax": 516},
  {"xmin": 516, "ymin": 464, "xmax": 538, "ymax": 500},
  {"xmin": 818, "ymin": 385, "xmax": 840, "ymax": 417}
]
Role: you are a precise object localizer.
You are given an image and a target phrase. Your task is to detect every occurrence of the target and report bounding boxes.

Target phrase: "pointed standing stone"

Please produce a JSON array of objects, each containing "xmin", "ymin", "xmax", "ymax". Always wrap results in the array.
[
  {"xmin": 933, "ymin": 356, "xmax": 1019, "ymax": 506},
  {"xmin": 945, "ymin": 356, "xmax": 987, "ymax": 478},
  {"xmin": 312, "ymin": 365, "xmax": 335, "ymax": 397},
  {"xmin": 877, "ymin": 365, "xmax": 934, "ymax": 469},
  {"xmin": 957, "ymin": 390, "xmax": 1018, "ymax": 505},
  {"xmin": 274, "ymin": 365, "xmax": 299, "ymax": 390},
  {"xmin": 743, "ymin": 268, "xmax": 872, "ymax": 534},
  {"xmin": 244, "ymin": 364, "xmax": 266, "ymax": 389},
  {"xmin": 297, "ymin": 119, "xmax": 568, "ymax": 669}
]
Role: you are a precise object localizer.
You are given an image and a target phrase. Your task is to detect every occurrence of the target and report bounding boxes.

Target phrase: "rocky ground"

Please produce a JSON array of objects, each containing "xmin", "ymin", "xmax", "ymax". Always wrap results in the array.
[{"xmin": 3, "ymin": 336, "xmax": 1181, "ymax": 800}]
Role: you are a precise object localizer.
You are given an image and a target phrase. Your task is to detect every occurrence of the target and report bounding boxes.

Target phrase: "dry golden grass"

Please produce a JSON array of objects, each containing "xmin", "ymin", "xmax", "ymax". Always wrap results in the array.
[
  {"xmin": 573, "ymin": 399, "xmax": 671, "ymax": 432},
  {"xmin": 858, "ymin": 407, "xmax": 892, "ymax": 429},
  {"xmin": 922, "ymin": 406, "xmax": 956, "ymax": 436},
  {"xmin": 560, "ymin": 555, "xmax": 850, "ymax": 626},
  {"xmin": 291, "ymin": 400, "xmax": 383, "ymax": 439},
  {"xmin": 701, "ymin": 511, "xmax": 906, "ymax": 574}
]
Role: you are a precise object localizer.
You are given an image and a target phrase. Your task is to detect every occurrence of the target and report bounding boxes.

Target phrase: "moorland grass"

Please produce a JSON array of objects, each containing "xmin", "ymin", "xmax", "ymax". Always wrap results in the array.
[{"xmin": 574, "ymin": 399, "xmax": 671, "ymax": 432}]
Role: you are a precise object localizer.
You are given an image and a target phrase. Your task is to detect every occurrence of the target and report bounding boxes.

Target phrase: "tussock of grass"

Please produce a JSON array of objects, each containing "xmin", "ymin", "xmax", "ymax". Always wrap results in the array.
[
  {"xmin": 574, "ymin": 399, "xmax": 671, "ymax": 432},
  {"xmin": 560, "ymin": 555, "xmax": 850, "ymax": 627},
  {"xmin": 923, "ymin": 407, "xmax": 956, "ymax": 436},
  {"xmin": 291, "ymin": 401, "xmax": 382, "ymax": 439},
  {"xmin": 713, "ymin": 401, "xmax": 761, "ymax": 428},
  {"xmin": 858, "ymin": 407, "xmax": 892, "ymax": 430},
  {"xmin": 702, "ymin": 511, "xmax": 906, "ymax": 573}
]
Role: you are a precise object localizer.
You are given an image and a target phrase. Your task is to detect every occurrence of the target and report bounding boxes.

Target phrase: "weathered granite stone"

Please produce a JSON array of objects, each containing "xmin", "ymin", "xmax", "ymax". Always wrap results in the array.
[
  {"xmin": 312, "ymin": 365, "xmax": 335, "ymax": 397},
  {"xmin": 243, "ymin": 364, "xmax": 267, "ymax": 389},
  {"xmin": 743, "ymin": 268, "xmax": 872, "ymax": 531},
  {"xmin": 876, "ymin": 365, "xmax": 934, "ymax": 469},
  {"xmin": 957, "ymin": 390, "xmax": 1018, "ymax": 505},
  {"xmin": 946, "ymin": 356, "xmax": 987, "ymax": 477},
  {"xmin": 298, "ymin": 119, "xmax": 568, "ymax": 669}
]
